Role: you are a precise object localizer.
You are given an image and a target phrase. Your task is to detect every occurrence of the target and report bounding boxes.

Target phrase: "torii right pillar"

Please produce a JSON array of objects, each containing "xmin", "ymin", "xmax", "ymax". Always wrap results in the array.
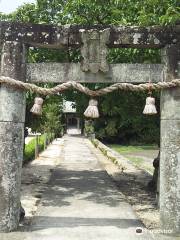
[{"xmin": 160, "ymin": 44, "xmax": 180, "ymax": 236}]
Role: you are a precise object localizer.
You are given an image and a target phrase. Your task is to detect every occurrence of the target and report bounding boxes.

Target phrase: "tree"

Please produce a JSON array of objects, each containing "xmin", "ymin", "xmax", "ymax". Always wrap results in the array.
[
  {"xmin": 25, "ymin": 90, "xmax": 64, "ymax": 136},
  {"xmin": 40, "ymin": 101, "xmax": 63, "ymax": 137},
  {"xmin": 1, "ymin": 0, "xmax": 179, "ymax": 143}
]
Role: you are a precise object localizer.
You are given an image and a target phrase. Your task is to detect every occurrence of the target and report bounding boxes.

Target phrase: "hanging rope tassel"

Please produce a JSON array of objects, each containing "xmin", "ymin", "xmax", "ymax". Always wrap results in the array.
[
  {"xmin": 143, "ymin": 77, "xmax": 157, "ymax": 115},
  {"xmin": 30, "ymin": 97, "xmax": 44, "ymax": 115},
  {"xmin": 143, "ymin": 96, "xmax": 157, "ymax": 115},
  {"xmin": 84, "ymin": 99, "xmax": 99, "ymax": 118}
]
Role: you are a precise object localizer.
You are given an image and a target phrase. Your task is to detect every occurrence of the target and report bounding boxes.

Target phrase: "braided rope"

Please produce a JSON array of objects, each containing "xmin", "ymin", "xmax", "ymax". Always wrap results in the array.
[{"xmin": 0, "ymin": 76, "xmax": 180, "ymax": 97}]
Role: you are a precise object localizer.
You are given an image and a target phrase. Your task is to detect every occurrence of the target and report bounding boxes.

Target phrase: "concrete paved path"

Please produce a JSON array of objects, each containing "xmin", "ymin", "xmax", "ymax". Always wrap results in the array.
[
  {"xmin": 67, "ymin": 127, "xmax": 81, "ymax": 135},
  {"xmin": 23, "ymin": 135, "xmax": 154, "ymax": 240}
]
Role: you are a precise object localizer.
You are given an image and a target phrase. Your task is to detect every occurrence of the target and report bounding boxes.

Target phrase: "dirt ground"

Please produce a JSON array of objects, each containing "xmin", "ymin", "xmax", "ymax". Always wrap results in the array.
[
  {"xmin": 88, "ymin": 140, "xmax": 180, "ymax": 239},
  {"xmin": 113, "ymin": 170, "xmax": 159, "ymax": 230},
  {"xmin": 111, "ymin": 155, "xmax": 159, "ymax": 229},
  {"xmin": 88, "ymin": 141, "xmax": 159, "ymax": 229}
]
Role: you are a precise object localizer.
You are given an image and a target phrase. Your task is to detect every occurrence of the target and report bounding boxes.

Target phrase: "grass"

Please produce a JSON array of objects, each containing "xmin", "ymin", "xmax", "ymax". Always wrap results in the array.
[
  {"xmin": 128, "ymin": 156, "xmax": 154, "ymax": 174},
  {"xmin": 92, "ymin": 140, "xmax": 156, "ymax": 174},
  {"xmin": 109, "ymin": 144, "xmax": 158, "ymax": 174},
  {"xmin": 127, "ymin": 156, "xmax": 144, "ymax": 165},
  {"xmin": 108, "ymin": 144, "xmax": 158, "ymax": 154}
]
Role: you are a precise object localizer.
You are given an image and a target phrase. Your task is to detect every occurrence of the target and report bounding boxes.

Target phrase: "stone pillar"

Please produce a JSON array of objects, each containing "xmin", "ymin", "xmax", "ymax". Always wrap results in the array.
[
  {"xmin": 160, "ymin": 44, "xmax": 180, "ymax": 235},
  {"xmin": 0, "ymin": 41, "xmax": 26, "ymax": 232}
]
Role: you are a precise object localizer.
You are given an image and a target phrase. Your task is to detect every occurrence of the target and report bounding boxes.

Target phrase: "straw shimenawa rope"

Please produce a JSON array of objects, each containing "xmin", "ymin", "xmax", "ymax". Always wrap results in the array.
[{"xmin": 0, "ymin": 76, "xmax": 180, "ymax": 97}]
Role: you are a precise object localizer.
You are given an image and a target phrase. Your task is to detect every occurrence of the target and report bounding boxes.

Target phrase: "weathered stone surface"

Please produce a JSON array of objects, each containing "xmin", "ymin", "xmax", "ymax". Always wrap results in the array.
[
  {"xmin": 0, "ymin": 21, "xmax": 180, "ymax": 49},
  {"xmin": 80, "ymin": 29, "xmax": 110, "ymax": 73},
  {"xmin": 160, "ymin": 120, "xmax": 180, "ymax": 233},
  {"xmin": 0, "ymin": 122, "xmax": 24, "ymax": 232},
  {"xmin": 27, "ymin": 63, "xmax": 163, "ymax": 83},
  {"xmin": 110, "ymin": 25, "xmax": 180, "ymax": 48},
  {"xmin": 0, "ymin": 41, "xmax": 26, "ymax": 122},
  {"xmin": 160, "ymin": 44, "xmax": 180, "ymax": 235},
  {"xmin": 0, "ymin": 41, "xmax": 26, "ymax": 232},
  {"xmin": 161, "ymin": 88, "xmax": 180, "ymax": 120},
  {"xmin": 0, "ymin": 21, "xmax": 68, "ymax": 49},
  {"xmin": 0, "ymin": 86, "xmax": 26, "ymax": 122}
]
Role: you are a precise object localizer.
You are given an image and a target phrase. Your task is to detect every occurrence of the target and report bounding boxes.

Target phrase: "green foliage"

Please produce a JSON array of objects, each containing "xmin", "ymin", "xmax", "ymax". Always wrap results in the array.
[
  {"xmin": 1, "ymin": 0, "xmax": 179, "ymax": 144},
  {"xmin": 24, "ymin": 133, "xmax": 55, "ymax": 163},
  {"xmin": 11, "ymin": 3, "xmax": 37, "ymax": 23},
  {"xmin": 63, "ymin": 0, "xmax": 180, "ymax": 26},
  {"xmin": 108, "ymin": 48, "xmax": 161, "ymax": 64},
  {"xmin": 40, "ymin": 101, "xmax": 63, "ymax": 137},
  {"xmin": 84, "ymin": 120, "xmax": 95, "ymax": 136},
  {"xmin": 25, "ymin": 93, "xmax": 63, "ymax": 136},
  {"xmin": 94, "ymin": 90, "xmax": 160, "ymax": 144},
  {"xmin": 1, "ymin": 0, "xmax": 179, "ymax": 26}
]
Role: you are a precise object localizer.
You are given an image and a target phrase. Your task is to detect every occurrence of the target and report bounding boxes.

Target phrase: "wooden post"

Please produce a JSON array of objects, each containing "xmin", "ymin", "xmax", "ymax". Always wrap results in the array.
[
  {"xmin": 47, "ymin": 132, "xmax": 49, "ymax": 145},
  {"xmin": 50, "ymin": 132, "xmax": 52, "ymax": 143},
  {"xmin": 160, "ymin": 44, "xmax": 180, "ymax": 235},
  {"xmin": 44, "ymin": 133, "xmax": 47, "ymax": 150},
  {"xmin": 0, "ymin": 41, "xmax": 26, "ymax": 232},
  {"xmin": 35, "ymin": 135, "xmax": 39, "ymax": 159}
]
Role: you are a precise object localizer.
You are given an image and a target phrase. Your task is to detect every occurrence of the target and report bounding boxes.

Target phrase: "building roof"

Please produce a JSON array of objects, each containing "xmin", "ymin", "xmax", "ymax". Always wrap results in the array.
[{"xmin": 63, "ymin": 101, "xmax": 76, "ymax": 113}]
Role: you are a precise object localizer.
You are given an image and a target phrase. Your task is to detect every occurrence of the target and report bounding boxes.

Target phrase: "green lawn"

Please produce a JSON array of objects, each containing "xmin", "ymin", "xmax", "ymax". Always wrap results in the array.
[
  {"xmin": 109, "ymin": 144, "xmax": 159, "ymax": 174},
  {"xmin": 109, "ymin": 144, "xmax": 158, "ymax": 154}
]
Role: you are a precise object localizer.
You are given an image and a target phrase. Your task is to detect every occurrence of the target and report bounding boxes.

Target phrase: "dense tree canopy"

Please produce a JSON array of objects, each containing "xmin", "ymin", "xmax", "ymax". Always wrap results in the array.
[
  {"xmin": 1, "ymin": 0, "xmax": 179, "ymax": 25},
  {"xmin": 0, "ymin": 0, "xmax": 179, "ymax": 143}
]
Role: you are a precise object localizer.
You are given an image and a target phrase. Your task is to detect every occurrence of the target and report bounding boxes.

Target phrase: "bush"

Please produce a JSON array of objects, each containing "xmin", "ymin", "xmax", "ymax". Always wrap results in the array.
[
  {"xmin": 24, "ymin": 138, "xmax": 36, "ymax": 163},
  {"xmin": 94, "ymin": 91, "xmax": 160, "ymax": 145},
  {"xmin": 24, "ymin": 133, "xmax": 55, "ymax": 164}
]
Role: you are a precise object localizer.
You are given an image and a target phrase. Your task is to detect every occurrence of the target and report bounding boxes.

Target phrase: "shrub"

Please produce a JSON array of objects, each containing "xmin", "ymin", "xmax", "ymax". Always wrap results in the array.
[{"xmin": 24, "ymin": 133, "xmax": 55, "ymax": 164}]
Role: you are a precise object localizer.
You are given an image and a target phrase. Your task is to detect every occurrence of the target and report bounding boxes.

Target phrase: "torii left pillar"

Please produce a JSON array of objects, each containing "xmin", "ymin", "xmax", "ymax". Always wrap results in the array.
[{"xmin": 0, "ymin": 41, "xmax": 26, "ymax": 232}]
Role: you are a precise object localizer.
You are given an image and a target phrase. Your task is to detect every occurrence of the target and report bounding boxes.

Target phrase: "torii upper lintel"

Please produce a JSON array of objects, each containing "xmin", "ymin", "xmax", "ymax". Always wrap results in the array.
[{"xmin": 0, "ymin": 21, "xmax": 180, "ymax": 49}]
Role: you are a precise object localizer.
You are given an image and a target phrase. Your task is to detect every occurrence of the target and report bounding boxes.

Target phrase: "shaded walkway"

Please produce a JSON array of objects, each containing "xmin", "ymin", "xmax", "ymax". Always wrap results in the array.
[{"xmin": 24, "ymin": 135, "xmax": 154, "ymax": 240}]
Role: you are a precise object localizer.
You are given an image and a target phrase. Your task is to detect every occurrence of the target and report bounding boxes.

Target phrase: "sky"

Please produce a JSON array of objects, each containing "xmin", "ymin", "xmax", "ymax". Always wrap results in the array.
[{"xmin": 0, "ymin": 0, "xmax": 36, "ymax": 13}]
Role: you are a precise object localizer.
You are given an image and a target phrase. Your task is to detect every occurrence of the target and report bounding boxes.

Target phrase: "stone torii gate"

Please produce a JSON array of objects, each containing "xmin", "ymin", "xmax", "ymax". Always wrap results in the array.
[{"xmin": 0, "ymin": 21, "xmax": 180, "ymax": 234}]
